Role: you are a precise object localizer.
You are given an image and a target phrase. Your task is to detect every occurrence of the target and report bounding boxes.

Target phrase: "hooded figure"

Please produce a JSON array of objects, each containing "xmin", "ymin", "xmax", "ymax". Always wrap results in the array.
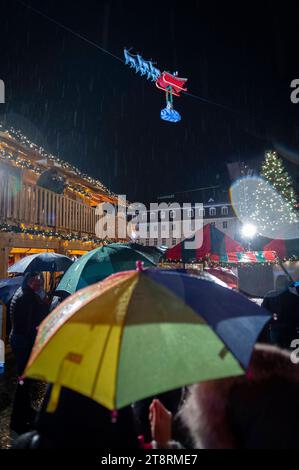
[
  {"xmin": 9, "ymin": 272, "xmax": 49, "ymax": 435},
  {"xmin": 262, "ymin": 275, "xmax": 299, "ymax": 348},
  {"xmin": 10, "ymin": 271, "xmax": 48, "ymax": 371}
]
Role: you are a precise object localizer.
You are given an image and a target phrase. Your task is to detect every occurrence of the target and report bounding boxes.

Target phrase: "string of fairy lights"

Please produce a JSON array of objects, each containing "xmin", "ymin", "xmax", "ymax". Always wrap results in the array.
[
  {"xmin": 0, "ymin": 222, "xmax": 111, "ymax": 246},
  {"xmin": 162, "ymin": 257, "xmax": 285, "ymax": 267},
  {"xmin": 0, "ymin": 124, "xmax": 118, "ymax": 200},
  {"xmin": 0, "ymin": 147, "xmax": 93, "ymax": 199},
  {"xmin": 0, "ymin": 124, "xmax": 119, "ymax": 245}
]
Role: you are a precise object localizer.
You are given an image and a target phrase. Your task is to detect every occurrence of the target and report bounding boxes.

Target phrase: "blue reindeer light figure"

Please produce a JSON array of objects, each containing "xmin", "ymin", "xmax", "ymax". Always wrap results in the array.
[
  {"xmin": 124, "ymin": 48, "xmax": 138, "ymax": 71},
  {"xmin": 149, "ymin": 62, "xmax": 161, "ymax": 82},
  {"xmin": 124, "ymin": 49, "xmax": 161, "ymax": 81},
  {"xmin": 136, "ymin": 54, "xmax": 148, "ymax": 76}
]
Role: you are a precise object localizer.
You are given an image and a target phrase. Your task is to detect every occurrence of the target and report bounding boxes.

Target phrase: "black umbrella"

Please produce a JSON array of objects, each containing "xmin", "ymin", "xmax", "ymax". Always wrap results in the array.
[
  {"xmin": 0, "ymin": 276, "xmax": 23, "ymax": 305},
  {"xmin": 8, "ymin": 253, "xmax": 73, "ymax": 274}
]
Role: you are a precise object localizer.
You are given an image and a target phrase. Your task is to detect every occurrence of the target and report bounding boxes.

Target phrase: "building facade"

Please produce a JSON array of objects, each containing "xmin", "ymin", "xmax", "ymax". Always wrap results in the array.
[{"xmin": 130, "ymin": 195, "xmax": 241, "ymax": 248}]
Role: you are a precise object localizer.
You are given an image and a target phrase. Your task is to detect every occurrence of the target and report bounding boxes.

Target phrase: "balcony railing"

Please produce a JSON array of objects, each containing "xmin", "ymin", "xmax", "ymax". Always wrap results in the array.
[{"xmin": 0, "ymin": 180, "xmax": 97, "ymax": 235}]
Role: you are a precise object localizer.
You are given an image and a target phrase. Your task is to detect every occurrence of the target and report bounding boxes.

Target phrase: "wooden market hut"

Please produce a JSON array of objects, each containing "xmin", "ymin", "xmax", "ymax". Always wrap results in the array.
[{"xmin": 0, "ymin": 125, "xmax": 127, "ymax": 278}]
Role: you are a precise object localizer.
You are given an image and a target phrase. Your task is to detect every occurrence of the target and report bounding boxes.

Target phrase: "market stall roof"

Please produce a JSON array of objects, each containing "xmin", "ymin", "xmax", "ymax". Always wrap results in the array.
[
  {"xmin": 250, "ymin": 235, "xmax": 299, "ymax": 261},
  {"xmin": 166, "ymin": 224, "xmax": 244, "ymax": 262},
  {"xmin": 0, "ymin": 126, "xmax": 119, "ymax": 205}
]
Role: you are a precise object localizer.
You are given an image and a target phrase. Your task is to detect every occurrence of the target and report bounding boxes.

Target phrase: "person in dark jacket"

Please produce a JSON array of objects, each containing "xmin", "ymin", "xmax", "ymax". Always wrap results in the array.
[
  {"xmin": 13, "ymin": 386, "xmax": 139, "ymax": 449},
  {"xmin": 262, "ymin": 275, "xmax": 299, "ymax": 348},
  {"xmin": 9, "ymin": 272, "xmax": 49, "ymax": 434}
]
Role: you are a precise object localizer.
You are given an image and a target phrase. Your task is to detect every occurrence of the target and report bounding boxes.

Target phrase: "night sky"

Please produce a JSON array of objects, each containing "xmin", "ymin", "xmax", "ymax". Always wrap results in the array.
[{"xmin": 1, "ymin": 0, "xmax": 299, "ymax": 203}]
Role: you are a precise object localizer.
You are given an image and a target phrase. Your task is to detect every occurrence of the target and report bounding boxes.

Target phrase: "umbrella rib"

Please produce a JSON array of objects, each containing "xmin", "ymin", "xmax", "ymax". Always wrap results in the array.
[{"xmin": 90, "ymin": 323, "xmax": 114, "ymax": 401}]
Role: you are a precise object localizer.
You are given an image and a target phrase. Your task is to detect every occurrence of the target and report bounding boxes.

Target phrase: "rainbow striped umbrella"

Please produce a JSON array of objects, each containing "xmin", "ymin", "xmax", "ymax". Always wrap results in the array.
[{"xmin": 25, "ymin": 268, "xmax": 270, "ymax": 411}]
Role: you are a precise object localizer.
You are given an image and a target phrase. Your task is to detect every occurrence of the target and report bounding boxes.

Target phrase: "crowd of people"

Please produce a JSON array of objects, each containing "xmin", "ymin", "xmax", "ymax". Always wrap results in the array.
[{"xmin": 6, "ymin": 270, "xmax": 299, "ymax": 449}]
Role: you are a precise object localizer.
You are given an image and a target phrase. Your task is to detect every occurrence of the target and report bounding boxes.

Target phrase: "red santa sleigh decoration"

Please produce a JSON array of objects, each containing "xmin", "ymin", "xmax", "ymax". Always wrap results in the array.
[{"xmin": 124, "ymin": 48, "xmax": 188, "ymax": 123}]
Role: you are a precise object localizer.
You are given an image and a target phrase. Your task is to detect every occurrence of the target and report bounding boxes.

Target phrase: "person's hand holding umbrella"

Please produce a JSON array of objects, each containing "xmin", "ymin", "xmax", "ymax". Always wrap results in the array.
[{"xmin": 149, "ymin": 399, "xmax": 172, "ymax": 448}]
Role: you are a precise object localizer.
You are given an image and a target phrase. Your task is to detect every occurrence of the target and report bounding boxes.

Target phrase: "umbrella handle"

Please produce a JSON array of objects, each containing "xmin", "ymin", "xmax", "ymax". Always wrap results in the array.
[{"xmin": 46, "ymin": 382, "xmax": 62, "ymax": 413}]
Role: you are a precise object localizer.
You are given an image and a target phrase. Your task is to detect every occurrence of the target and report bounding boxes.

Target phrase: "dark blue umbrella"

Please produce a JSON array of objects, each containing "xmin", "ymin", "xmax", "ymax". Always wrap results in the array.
[
  {"xmin": 0, "ymin": 276, "xmax": 23, "ymax": 305},
  {"xmin": 8, "ymin": 253, "xmax": 73, "ymax": 274}
]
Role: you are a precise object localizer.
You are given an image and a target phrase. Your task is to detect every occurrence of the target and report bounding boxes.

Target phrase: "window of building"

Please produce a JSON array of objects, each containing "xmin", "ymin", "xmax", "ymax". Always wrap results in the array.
[
  {"xmin": 146, "ymin": 239, "xmax": 150, "ymax": 246},
  {"xmin": 142, "ymin": 212, "xmax": 147, "ymax": 221},
  {"xmin": 223, "ymin": 221, "xmax": 228, "ymax": 229},
  {"xmin": 154, "ymin": 239, "xmax": 158, "ymax": 246},
  {"xmin": 170, "ymin": 210, "xmax": 176, "ymax": 219},
  {"xmin": 162, "ymin": 238, "xmax": 167, "ymax": 245},
  {"xmin": 150, "ymin": 212, "xmax": 155, "ymax": 220},
  {"xmin": 188, "ymin": 209, "xmax": 194, "ymax": 218},
  {"xmin": 172, "ymin": 238, "xmax": 176, "ymax": 246},
  {"xmin": 160, "ymin": 211, "xmax": 166, "ymax": 220},
  {"xmin": 210, "ymin": 222, "xmax": 216, "ymax": 227},
  {"xmin": 209, "ymin": 207, "xmax": 216, "ymax": 217},
  {"xmin": 221, "ymin": 206, "xmax": 228, "ymax": 216}
]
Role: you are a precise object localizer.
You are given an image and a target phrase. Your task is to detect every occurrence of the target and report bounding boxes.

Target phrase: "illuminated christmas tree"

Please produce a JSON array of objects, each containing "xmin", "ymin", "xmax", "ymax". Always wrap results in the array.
[
  {"xmin": 261, "ymin": 151, "xmax": 297, "ymax": 207},
  {"xmin": 251, "ymin": 151, "xmax": 299, "ymax": 237}
]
